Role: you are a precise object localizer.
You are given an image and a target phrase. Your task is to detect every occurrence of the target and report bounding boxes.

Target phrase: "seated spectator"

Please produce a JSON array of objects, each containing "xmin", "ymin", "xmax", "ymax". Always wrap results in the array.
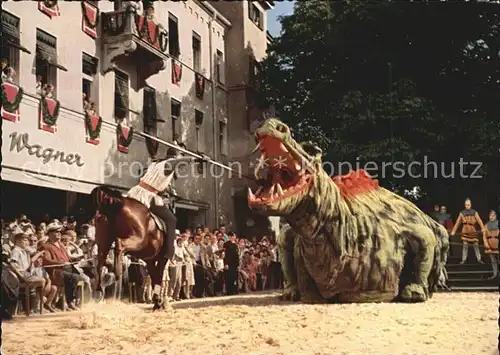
[
  {"xmin": 2, "ymin": 255, "xmax": 20, "ymax": 320},
  {"xmin": 31, "ymin": 254, "xmax": 57, "ymax": 312},
  {"xmin": 42, "ymin": 222, "xmax": 86, "ymax": 310},
  {"xmin": 9, "ymin": 233, "xmax": 47, "ymax": 312},
  {"xmin": 61, "ymin": 231, "xmax": 84, "ymax": 261},
  {"xmin": 27, "ymin": 233, "xmax": 39, "ymax": 254}
]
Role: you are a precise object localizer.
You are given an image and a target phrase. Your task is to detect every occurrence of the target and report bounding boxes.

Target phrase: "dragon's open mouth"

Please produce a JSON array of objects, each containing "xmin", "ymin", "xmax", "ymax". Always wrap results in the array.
[{"xmin": 248, "ymin": 135, "xmax": 312, "ymax": 205}]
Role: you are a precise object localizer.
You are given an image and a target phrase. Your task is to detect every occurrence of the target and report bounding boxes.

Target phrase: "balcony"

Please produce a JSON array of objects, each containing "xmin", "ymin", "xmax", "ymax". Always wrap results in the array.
[{"xmin": 101, "ymin": 5, "xmax": 168, "ymax": 84}]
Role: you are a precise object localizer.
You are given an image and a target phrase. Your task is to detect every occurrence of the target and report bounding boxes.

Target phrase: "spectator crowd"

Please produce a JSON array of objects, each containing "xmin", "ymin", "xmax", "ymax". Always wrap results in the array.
[{"xmin": 1, "ymin": 214, "xmax": 283, "ymax": 319}]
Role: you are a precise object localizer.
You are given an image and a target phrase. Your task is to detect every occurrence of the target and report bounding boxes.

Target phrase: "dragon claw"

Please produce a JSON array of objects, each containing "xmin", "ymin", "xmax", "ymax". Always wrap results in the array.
[
  {"xmin": 280, "ymin": 286, "xmax": 300, "ymax": 302},
  {"xmin": 400, "ymin": 284, "xmax": 428, "ymax": 303}
]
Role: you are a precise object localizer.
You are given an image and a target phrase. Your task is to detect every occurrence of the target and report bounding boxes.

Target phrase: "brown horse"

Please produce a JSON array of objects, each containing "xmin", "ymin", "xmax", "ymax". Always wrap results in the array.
[{"xmin": 89, "ymin": 185, "xmax": 174, "ymax": 310}]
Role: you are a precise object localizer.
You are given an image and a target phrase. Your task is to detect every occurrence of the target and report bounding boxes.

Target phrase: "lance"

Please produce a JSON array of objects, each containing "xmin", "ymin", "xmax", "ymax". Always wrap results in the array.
[{"xmin": 102, "ymin": 119, "xmax": 257, "ymax": 181}]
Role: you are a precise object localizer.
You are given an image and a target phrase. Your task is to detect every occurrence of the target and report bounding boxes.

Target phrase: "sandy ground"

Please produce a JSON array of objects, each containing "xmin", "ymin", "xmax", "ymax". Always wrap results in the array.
[{"xmin": 2, "ymin": 292, "xmax": 498, "ymax": 355}]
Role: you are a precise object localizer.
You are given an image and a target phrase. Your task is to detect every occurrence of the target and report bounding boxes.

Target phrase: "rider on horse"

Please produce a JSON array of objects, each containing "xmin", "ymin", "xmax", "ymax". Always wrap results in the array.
[{"xmin": 126, "ymin": 144, "xmax": 206, "ymax": 258}]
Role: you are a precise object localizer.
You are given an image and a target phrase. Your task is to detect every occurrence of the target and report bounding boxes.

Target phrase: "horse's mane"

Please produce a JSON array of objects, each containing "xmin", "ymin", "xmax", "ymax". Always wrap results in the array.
[
  {"xmin": 90, "ymin": 185, "xmax": 125, "ymax": 215},
  {"xmin": 99, "ymin": 185, "xmax": 124, "ymax": 198}
]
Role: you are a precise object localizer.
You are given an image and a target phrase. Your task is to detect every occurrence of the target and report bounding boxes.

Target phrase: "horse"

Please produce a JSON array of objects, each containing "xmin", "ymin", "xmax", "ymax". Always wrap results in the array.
[{"xmin": 88, "ymin": 185, "xmax": 174, "ymax": 311}]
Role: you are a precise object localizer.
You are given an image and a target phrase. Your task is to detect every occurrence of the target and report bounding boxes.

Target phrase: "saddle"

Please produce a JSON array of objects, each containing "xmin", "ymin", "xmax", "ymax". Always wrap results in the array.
[{"xmin": 150, "ymin": 212, "xmax": 166, "ymax": 232}]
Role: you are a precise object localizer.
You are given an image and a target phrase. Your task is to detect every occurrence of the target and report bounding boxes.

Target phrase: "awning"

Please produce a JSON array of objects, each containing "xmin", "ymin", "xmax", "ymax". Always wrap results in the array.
[
  {"xmin": 4, "ymin": 38, "xmax": 31, "ymax": 54},
  {"xmin": 36, "ymin": 44, "xmax": 68, "ymax": 71},
  {"xmin": 1, "ymin": 166, "xmax": 128, "ymax": 195},
  {"xmin": 174, "ymin": 198, "xmax": 210, "ymax": 211}
]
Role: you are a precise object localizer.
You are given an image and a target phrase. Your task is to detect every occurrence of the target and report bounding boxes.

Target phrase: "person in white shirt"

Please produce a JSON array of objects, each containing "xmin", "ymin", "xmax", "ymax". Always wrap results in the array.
[
  {"xmin": 3, "ymin": 67, "xmax": 15, "ymax": 83},
  {"xmin": 126, "ymin": 146, "xmax": 208, "ymax": 259}
]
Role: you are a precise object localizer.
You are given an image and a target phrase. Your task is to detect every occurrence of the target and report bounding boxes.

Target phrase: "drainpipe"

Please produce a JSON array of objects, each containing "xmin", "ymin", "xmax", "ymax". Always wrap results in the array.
[{"xmin": 209, "ymin": 14, "xmax": 219, "ymax": 227}]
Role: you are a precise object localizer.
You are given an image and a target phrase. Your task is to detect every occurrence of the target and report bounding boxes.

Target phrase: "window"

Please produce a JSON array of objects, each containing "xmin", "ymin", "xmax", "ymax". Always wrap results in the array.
[
  {"xmin": 143, "ymin": 86, "xmax": 157, "ymax": 135},
  {"xmin": 82, "ymin": 53, "xmax": 98, "ymax": 110},
  {"xmin": 171, "ymin": 99, "xmax": 181, "ymax": 141},
  {"xmin": 192, "ymin": 32, "xmax": 201, "ymax": 72},
  {"xmin": 219, "ymin": 121, "xmax": 228, "ymax": 155},
  {"xmin": 195, "ymin": 109, "xmax": 204, "ymax": 150},
  {"xmin": 2, "ymin": 11, "xmax": 26, "ymax": 84},
  {"xmin": 215, "ymin": 50, "xmax": 224, "ymax": 84},
  {"xmin": 168, "ymin": 13, "xmax": 180, "ymax": 58},
  {"xmin": 114, "ymin": 69, "xmax": 129, "ymax": 121},
  {"xmin": 36, "ymin": 29, "xmax": 62, "ymax": 89},
  {"xmin": 248, "ymin": 2, "xmax": 263, "ymax": 30}
]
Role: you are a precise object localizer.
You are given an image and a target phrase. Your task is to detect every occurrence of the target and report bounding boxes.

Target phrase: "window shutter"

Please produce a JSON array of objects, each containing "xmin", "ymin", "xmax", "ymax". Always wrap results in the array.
[
  {"xmin": 82, "ymin": 53, "xmax": 98, "ymax": 75},
  {"xmin": 2, "ymin": 12, "xmax": 20, "ymax": 40},
  {"xmin": 143, "ymin": 87, "xmax": 157, "ymax": 125},
  {"xmin": 114, "ymin": 71, "xmax": 129, "ymax": 118},
  {"xmin": 36, "ymin": 29, "xmax": 57, "ymax": 62}
]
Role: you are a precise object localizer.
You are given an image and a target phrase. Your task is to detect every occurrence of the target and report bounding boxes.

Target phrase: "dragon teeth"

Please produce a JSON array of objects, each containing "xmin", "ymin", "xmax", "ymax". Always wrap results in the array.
[
  {"xmin": 248, "ymin": 187, "xmax": 255, "ymax": 200},
  {"xmin": 252, "ymin": 142, "xmax": 261, "ymax": 154},
  {"xmin": 276, "ymin": 183, "xmax": 284, "ymax": 195}
]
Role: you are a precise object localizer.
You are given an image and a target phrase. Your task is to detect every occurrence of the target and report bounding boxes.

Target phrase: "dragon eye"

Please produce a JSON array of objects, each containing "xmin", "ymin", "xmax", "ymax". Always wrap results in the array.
[{"xmin": 276, "ymin": 124, "xmax": 288, "ymax": 133}]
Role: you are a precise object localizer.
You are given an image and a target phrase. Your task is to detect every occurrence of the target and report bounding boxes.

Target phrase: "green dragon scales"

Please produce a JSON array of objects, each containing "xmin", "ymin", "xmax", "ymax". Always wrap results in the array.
[{"xmin": 248, "ymin": 118, "xmax": 449, "ymax": 303}]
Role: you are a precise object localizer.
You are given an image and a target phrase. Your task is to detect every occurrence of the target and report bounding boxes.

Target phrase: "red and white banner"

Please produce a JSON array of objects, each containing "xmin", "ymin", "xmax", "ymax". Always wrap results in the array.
[
  {"xmin": 39, "ymin": 97, "xmax": 59, "ymax": 133},
  {"xmin": 1, "ymin": 82, "xmax": 21, "ymax": 122},
  {"xmin": 38, "ymin": 1, "xmax": 60, "ymax": 18},
  {"xmin": 82, "ymin": 2, "xmax": 98, "ymax": 39},
  {"xmin": 172, "ymin": 60, "xmax": 182, "ymax": 86},
  {"xmin": 117, "ymin": 125, "xmax": 131, "ymax": 153},
  {"xmin": 137, "ymin": 15, "xmax": 160, "ymax": 50},
  {"xmin": 86, "ymin": 114, "xmax": 101, "ymax": 145}
]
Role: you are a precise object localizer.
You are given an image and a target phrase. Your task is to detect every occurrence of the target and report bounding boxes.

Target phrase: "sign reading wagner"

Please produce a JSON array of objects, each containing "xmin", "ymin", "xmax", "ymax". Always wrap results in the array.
[{"xmin": 9, "ymin": 132, "xmax": 85, "ymax": 166}]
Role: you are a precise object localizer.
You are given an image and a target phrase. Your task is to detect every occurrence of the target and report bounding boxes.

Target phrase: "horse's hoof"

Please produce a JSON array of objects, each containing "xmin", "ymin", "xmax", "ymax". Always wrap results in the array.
[{"xmin": 95, "ymin": 291, "xmax": 104, "ymax": 303}]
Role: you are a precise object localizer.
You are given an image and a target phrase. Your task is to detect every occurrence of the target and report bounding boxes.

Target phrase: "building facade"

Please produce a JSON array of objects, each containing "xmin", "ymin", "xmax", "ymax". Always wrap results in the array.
[{"xmin": 1, "ymin": 0, "xmax": 273, "ymax": 235}]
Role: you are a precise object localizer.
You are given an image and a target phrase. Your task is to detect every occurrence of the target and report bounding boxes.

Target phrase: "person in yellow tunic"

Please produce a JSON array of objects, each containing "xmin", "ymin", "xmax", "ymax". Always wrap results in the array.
[
  {"xmin": 450, "ymin": 198, "xmax": 485, "ymax": 264},
  {"xmin": 483, "ymin": 210, "xmax": 499, "ymax": 279}
]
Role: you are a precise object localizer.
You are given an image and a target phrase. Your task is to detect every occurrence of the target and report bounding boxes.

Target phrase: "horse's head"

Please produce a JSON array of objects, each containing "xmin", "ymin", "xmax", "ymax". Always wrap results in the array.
[{"xmin": 89, "ymin": 185, "xmax": 124, "ymax": 217}]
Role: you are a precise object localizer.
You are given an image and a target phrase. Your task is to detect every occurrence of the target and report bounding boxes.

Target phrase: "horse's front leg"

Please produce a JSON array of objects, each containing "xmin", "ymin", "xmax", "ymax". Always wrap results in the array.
[
  {"xmin": 147, "ymin": 257, "xmax": 169, "ymax": 311},
  {"xmin": 114, "ymin": 246, "xmax": 124, "ymax": 301}
]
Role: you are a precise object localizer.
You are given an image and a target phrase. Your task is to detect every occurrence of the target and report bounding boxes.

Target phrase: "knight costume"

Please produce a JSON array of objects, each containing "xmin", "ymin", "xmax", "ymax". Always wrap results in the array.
[
  {"xmin": 484, "ymin": 210, "xmax": 499, "ymax": 278},
  {"xmin": 450, "ymin": 198, "xmax": 485, "ymax": 264},
  {"xmin": 434, "ymin": 206, "xmax": 453, "ymax": 233}
]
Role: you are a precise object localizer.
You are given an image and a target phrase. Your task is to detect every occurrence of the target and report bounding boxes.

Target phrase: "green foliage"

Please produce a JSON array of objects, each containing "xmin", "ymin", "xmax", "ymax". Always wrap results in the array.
[{"xmin": 260, "ymin": 0, "xmax": 500, "ymax": 196}]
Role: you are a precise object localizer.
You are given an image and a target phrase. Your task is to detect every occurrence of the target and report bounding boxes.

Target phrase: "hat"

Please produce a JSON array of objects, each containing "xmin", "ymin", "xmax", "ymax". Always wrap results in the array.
[
  {"xmin": 6, "ymin": 222, "xmax": 17, "ymax": 231},
  {"xmin": 46, "ymin": 222, "xmax": 63, "ymax": 233},
  {"xmin": 13, "ymin": 232, "xmax": 29, "ymax": 242}
]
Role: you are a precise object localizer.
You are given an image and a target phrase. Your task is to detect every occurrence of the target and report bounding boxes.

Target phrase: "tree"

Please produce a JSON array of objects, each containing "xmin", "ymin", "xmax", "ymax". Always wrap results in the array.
[{"xmin": 260, "ymin": 0, "xmax": 500, "ymax": 206}]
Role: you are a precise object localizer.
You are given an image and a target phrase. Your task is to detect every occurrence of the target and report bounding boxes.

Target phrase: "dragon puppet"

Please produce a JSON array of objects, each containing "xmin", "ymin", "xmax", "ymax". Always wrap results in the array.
[{"xmin": 247, "ymin": 118, "xmax": 449, "ymax": 303}]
